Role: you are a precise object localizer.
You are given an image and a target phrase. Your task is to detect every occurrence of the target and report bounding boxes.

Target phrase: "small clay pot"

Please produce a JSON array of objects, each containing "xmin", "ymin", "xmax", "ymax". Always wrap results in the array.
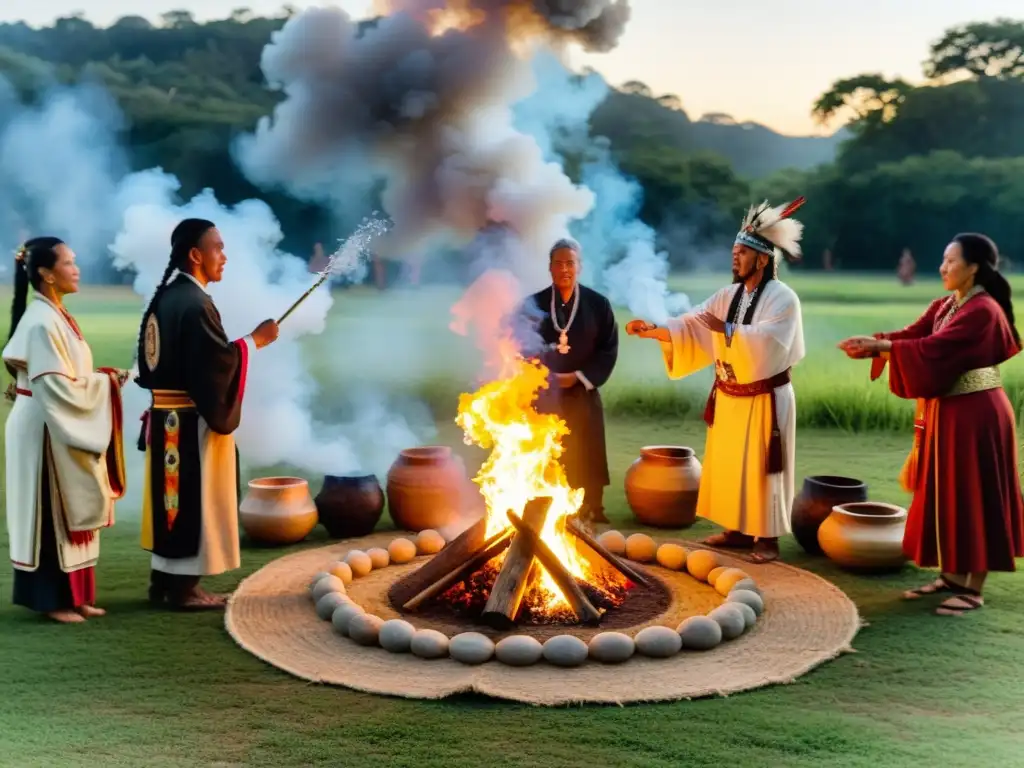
[
  {"xmin": 818, "ymin": 501, "xmax": 908, "ymax": 573},
  {"xmin": 791, "ymin": 475, "xmax": 868, "ymax": 555},
  {"xmin": 239, "ymin": 476, "xmax": 318, "ymax": 546},
  {"xmin": 624, "ymin": 445, "xmax": 702, "ymax": 528},
  {"xmin": 315, "ymin": 474, "xmax": 384, "ymax": 539},
  {"xmin": 386, "ymin": 446, "xmax": 466, "ymax": 532}
]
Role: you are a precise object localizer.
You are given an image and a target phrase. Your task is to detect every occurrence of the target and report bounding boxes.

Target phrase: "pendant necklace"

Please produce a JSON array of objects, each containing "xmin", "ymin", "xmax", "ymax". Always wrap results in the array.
[{"xmin": 550, "ymin": 283, "xmax": 579, "ymax": 354}]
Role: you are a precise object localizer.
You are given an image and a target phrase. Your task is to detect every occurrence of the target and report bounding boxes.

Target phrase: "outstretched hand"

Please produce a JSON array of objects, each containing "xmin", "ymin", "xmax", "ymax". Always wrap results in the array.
[
  {"xmin": 625, "ymin": 319, "xmax": 659, "ymax": 337},
  {"xmin": 837, "ymin": 335, "xmax": 885, "ymax": 359}
]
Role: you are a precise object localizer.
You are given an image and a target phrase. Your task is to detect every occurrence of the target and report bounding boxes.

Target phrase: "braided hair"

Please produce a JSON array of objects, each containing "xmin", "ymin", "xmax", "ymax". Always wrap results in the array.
[
  {"xmin": 6, "ymin": 237, "xmax": 64, "ymax": 379},
  {"xmin": 952, "ymin": 232, "xmax": 1020, "ymax": 346},
  {"xmin": 133, "ymin": 218, "xmax": 215, "ymax": 369}
]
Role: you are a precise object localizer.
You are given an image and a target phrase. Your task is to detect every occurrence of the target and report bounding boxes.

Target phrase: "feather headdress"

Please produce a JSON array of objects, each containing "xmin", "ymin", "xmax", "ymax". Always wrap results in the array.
[{"xmin": 735, "ymin": 196, "xmax": 806, "ymax": 264}]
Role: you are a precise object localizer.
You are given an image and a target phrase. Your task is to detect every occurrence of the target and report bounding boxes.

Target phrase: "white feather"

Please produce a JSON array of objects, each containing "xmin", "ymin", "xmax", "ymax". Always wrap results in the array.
[{"xmin": 738, "ymin": 198, "xmax": 804, "ymax": 257}]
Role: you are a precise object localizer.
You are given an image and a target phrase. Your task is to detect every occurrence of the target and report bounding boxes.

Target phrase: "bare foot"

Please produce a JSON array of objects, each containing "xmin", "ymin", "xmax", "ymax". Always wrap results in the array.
[
  {"xmin": 47, "ymin": 610, "xmax": 86, "ymax": 624},
  {"xmin": 77, "ymin": 605, "xmax": 106, "ymax": 618},
  {"xmin": 749, "ymin": 539, "xmax": 780, "ymax": 563},
  {"xmin": 702, "ymin": 531, "xmax": 755, "ymax": 549}
]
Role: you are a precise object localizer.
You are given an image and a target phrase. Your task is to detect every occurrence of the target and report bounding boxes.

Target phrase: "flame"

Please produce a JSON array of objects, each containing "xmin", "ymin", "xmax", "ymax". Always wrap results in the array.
[{"xmin": 455, "ymin": 347, "xmax": 595, "ymax": 612}]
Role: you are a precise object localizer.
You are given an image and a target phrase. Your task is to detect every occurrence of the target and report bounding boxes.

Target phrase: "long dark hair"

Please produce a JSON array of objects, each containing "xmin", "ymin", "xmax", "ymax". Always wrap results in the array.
[
  {"xmin": 953, "ymin": 232, "xmax": 1020, "ymax": 346},
  {"xmin": 134, "ymin": 218, "xmax": 215, "ymax": 364},
  {"xmin": 6, "ymin": 237, "xmax": 64, "ymax": 378}
]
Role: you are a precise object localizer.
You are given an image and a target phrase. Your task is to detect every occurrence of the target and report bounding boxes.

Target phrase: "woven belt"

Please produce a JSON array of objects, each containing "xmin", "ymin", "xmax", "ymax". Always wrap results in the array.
[
  {"xmin": 946, "ymin": 366, "xmax": 1001, "ymax": 397},
  {"xmin": 151, "ymin": 389, "xmax": 196, "ymax": 410}
]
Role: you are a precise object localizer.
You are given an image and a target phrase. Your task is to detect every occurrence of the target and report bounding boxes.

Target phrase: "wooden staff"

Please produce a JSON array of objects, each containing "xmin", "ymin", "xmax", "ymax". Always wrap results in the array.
[{"xmin": 277, "ymin": 271, "xmax": 331, "ymax": 324}]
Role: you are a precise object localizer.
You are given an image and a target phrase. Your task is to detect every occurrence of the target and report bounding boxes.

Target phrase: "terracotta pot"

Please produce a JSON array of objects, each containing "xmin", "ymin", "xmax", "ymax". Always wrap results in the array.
[
  {"xmin": 315, "ymin": 474, "xmax": 385, "ymax": 539},
  {"xmin": 239, "ymin": 476, "xmax": 318, "ymax": 546},
  {"xmin": 817, "ymin": 501, "xmax": 908, "ymax": 572},
  {"xmin": 386, "ymin": 446, "xmax": 465, "ymax": 532},
  {"xmin": 791, "ymin": 475, "xmax": 868, "ymax": 555},
  {"xmin": 624, "ymin": 445, "xmax": 702, "ymax": 528}
]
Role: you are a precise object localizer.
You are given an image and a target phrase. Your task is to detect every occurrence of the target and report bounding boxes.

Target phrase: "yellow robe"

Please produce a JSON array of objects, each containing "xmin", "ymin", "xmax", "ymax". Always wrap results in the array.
[
  {"xmin": 661, "ymin": 280, "xmax": 805, "ymax": 538},
  {"xmin": 2, "ymin": 297, "xmax": 126, "ymax": 572}
]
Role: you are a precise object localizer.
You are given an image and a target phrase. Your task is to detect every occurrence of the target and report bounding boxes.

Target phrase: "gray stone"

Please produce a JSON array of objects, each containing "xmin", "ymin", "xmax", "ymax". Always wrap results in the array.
[
  {"xmin": 708, "ymin": 604, "xmax": 747, "ymax": 640},
  {"xmin": 727, "ymin": 589, "xmax": 764, "ymax": 616},
  {"xmin": 495, "ymin": 635, "xmax": 544, "ymax": 667},
  {"xmin": 410, "ymin": 629, "xmax": 450, "ymax": 659},
  {"xmin": 315, "ymin": 591, "xmax": 348, "ymax": 620},
  {"xmin": 731, "ymin": 601, "xmax": 757, "ymax": 630},
  {"xmin": 331, "ymin": 603, "xmax": 365, "ymax": 636},
  {"xmin": 378, "ymin": 619, "xmax": 416, "ymax": 653},
  {"xmin": 348, "ymin": 613, "xmax": 383, "ymax": 646},
  {"xmin": 449, "ymin": 632, "xmax": 495, "ymax": 665},
  {"xmin": 634, "ymin": 625, "xmax": 683, "ymax": 658},
  {"xmin": 542, "ymin": 635, "xmax": 589, "ymax": 667},
  {"xmin": 588, "ymin": 632, "xmax": 635, "ymax": 664},
  {"xmin": 730, "ymin": 578, "xmax": 762, "ymax": 596},
  {"xmin": 677, "ymin": 615, "xmax": 723, "ymax": 650},
  {"xmin": 311, "ymin": 575, "xmax": 346, "ymax": 602},
  {"xmin": 309, "ymin": 571, "xmax": 332, "ymax": 593}
]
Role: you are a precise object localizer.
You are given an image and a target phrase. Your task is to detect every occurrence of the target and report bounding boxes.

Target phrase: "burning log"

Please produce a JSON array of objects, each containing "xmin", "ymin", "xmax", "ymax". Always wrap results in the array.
[
  {"xmin": 482, "ymin": 497, "xmax": 552, "ymax": 629},
  {"xmin": 402, "ymin": 528, "xmax": 513, "ymax": 611},
  {"xmin": 506, "ymin": 510, "xmax": 602, "ymax": 625},
  {"xmin": 389, "ymin": 518, "xmax": 487, "ymax": 607},
  {"xmin": 566, "ymin": 518, "xmax": 652, "ymax": 588}
]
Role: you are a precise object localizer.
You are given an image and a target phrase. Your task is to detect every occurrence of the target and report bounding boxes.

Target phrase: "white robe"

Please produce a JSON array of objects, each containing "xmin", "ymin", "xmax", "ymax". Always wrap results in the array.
[
  {"xmin": 145, "ymin": 272, "xmax": 254, "ymax": 577},
  {"xmin": 2, "ymin": 297, "xmax": 124, "ymax": 572},
  {"xmin": 660, "ymin": 280, "xmax": 805, "ymax": 537}
]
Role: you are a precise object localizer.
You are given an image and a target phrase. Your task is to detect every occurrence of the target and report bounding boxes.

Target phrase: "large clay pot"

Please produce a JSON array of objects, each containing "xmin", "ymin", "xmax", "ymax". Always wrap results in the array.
[
  {"xmin": 386, "ymin": 446, "xmax": 465, "ymax": 532},
  {"xmin": 239, "ymin": 476, "xmax": 319, "ymax": 545},
  {"xmin": 624, "ymin": 446, "xmax": 702, "ymax": 528},
  {"xmin": 817, "ymin": 501, "xmax": 908, "ymax": 572},
  {"xmin": 791, "ymin": 475, "xmax": 868, "ymax": 555},
  {"xmin": 315, "ymin": 474, "xmax": 385, "ymax": 539}
]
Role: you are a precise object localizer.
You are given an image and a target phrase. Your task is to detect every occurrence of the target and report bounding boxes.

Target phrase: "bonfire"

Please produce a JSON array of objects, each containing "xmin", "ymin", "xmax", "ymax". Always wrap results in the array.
[{"xmin": 389, "ymin": 337, "xmax": 650, "ymax": 629}]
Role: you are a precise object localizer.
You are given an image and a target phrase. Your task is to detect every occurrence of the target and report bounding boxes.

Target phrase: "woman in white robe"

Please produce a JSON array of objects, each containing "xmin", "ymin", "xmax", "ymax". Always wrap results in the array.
[{"xmin": 2, "ymin": 237, "xmax": 128, "ymax": 624}]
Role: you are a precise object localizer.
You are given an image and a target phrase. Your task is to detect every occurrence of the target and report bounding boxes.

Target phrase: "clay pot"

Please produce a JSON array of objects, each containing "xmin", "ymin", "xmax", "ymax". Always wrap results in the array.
[
  {"xmin": 386, "ymin": 446, "xmax": 465, "ymax": 532},
  {"xmin": 817, "ymin": 501, "xmax": 908, "ymax": 572},
  {"xmin": 624, "ymin": 446, "xmax": 702, "ymax": 528},
  {"xmin": 315, "ymin": 474, "xmax": 385, "ymax": 539},
  {"xmin": 791, "ymin": 475, "xmax": 868, "ymax": 555},
  {"xmin": 239, "ymin": 476, "xmax": 319, "ymax": 545}
]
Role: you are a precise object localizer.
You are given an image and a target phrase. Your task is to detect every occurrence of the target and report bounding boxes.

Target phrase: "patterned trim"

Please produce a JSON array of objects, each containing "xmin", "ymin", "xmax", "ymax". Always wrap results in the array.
[
  {"xmin": 734, "ymin": 231, "xmax": 776, "ymax": 257},
  {"xmin": 163, "ymin": 410, "xmax": 181, "ymax": 531}
]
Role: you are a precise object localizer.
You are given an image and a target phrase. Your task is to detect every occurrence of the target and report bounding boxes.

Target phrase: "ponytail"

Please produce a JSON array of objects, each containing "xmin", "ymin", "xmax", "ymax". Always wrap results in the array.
[
  {"xmin": 134, "ymin": 258, "xmax": 178, "ymax": 367},
  {"xmin": 8, "ymin": 256, "xmax": 29, "ymax": 344},
  {"xmin": 980, "ymin": 270, "xmax": 1020, "ymax": 346},
  {"xmin": 5, "ymin": 237, "xmax": 62, "ymax": 379}
]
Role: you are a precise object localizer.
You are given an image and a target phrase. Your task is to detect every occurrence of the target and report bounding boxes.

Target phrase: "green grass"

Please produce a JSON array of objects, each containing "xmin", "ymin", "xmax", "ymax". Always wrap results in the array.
[{"xmin": 1, "ymin": 274, "xmax": 1024, "ymax": 766}]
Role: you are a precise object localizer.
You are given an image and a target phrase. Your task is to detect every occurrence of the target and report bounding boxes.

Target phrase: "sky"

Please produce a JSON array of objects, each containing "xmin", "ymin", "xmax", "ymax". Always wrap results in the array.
[{"xmin": 3, "ymin": 0, "xmax": 1022, "ymax": 135}]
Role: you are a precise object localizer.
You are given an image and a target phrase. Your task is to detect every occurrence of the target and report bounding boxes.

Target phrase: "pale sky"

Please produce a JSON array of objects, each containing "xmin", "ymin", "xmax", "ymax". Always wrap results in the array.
[{"xmin": 3, "ymin": 0, "xmax": 1021, "ymax": 135}]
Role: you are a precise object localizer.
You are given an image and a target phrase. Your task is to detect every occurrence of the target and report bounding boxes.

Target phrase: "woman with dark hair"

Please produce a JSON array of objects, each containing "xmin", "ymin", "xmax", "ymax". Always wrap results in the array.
[
  {"xmin": 1, "ymin": 237, "xmax": 129, "ymax": 623},
  {"xmin": 839, "ymin": 232, "xmax": 1024, "ymax": 616}
]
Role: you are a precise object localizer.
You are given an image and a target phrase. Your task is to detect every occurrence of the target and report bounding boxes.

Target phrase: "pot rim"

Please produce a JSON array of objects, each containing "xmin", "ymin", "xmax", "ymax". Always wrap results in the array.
[
  {"xmin": 639, "ymin": 445, "xmax": 695, "ymax": 461},
  {"xmin": 400, "ymin": 446, "xmax": 453, "ymax": 464},
  {"xmin": 248, "ymin": 476, "xmax": 309, "ymax": 490},
  {"xmin": 805, "ymin": 475, "xmax": 867, "ymax": 490},
  {"xmin": 832, "ymin": 501, "xmax": 906, "ymax": 519},
  {"xmin": 323, "ymin": 473, "xmax": 379, "ymax": 482}
]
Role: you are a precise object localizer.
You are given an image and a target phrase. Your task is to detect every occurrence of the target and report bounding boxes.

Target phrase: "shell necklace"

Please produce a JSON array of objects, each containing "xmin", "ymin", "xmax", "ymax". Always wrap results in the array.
[{"xmin": 550, "ymin": 283, "xmax": 579, "ymax": 354}]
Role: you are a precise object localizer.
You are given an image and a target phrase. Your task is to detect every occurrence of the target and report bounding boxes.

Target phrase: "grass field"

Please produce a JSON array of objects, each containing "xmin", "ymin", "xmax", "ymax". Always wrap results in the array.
[{"xmin": 1, "ymin": 273, "xmax": 1023, "ymax": 767}]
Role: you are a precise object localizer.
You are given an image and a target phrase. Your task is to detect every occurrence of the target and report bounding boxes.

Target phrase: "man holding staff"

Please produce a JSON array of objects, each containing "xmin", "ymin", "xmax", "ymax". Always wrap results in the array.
[{"xmin": 134, "ymin": 218, "xmax": 279, "ymax": 610}]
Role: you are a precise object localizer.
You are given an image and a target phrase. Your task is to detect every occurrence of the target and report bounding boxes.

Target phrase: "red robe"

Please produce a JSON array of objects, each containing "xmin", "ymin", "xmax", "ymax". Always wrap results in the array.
[{"xmin": 873, "ymin": 293, "xmax": 1024, "ymax": 573}]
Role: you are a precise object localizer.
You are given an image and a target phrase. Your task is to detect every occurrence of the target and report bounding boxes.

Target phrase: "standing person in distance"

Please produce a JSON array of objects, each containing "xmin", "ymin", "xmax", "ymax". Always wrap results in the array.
[
  {"xmin": 2, "ymin": 237, "xmax": 129, "ymax": 623},
  {"xmin": 519, "ymin": 238, "xmax": 619, "ymax": 524},
  {"xmin": 135, "ymin": 219, "xmax": 279, "ymax": 611},
  {"xmin": 626, "ymin": 198, "xmax": 807, "ymax": 563}
]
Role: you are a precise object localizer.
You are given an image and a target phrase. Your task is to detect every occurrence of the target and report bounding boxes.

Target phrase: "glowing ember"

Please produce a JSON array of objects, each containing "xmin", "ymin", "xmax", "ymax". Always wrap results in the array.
[{"xmin": 454, "ymin": 344, "xmax": 628, "ymax": 617}]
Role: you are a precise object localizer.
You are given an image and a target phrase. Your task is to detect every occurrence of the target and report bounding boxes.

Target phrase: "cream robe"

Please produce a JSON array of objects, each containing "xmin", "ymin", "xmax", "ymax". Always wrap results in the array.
[
  {"xmin": 2, "ymin": 297, "xmax": 124, "ymax": 572},
  {"xmin": 145, "ymin": 272, "xmax": 253, "ymax": 577},
  {"xmin": 660, "ymin": 280, "xmax": 805, "ymax": 537}
]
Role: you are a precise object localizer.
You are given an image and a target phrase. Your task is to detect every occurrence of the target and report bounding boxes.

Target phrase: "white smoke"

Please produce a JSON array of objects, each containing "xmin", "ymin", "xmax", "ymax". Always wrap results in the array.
[{"xmin": 0, "ymin": 75, "xmax": 437, "ymax": 517}]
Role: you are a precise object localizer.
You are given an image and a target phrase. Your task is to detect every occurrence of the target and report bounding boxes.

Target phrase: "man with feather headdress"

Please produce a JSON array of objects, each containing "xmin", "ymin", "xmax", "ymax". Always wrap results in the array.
[{"xmin": 626, "ymin": 198, "xmax": 807, "ymax": 563}]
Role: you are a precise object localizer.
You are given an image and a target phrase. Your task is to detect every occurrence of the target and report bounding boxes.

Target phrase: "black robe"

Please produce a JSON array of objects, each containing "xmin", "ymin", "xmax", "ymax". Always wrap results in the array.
[
  {"xmin": 135, "ymin": 274, "xmax": 248, "ymax": 560},
  {"xmin": 520, "ymin": 283, "xmax": 618, "ymax": 495}
]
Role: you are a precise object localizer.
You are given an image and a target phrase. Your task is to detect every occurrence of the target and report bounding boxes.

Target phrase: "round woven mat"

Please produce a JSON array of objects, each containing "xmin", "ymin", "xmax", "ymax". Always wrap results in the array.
[{"xmin": 225, "ymin": 532, "xmax": 861, "ymax": 706}]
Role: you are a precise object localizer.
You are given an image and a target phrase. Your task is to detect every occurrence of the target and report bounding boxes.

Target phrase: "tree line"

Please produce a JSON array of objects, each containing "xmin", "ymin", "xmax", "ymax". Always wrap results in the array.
[{"xmin": 1, "ymin": 11, "xmax": 1021, "ymax": 272}]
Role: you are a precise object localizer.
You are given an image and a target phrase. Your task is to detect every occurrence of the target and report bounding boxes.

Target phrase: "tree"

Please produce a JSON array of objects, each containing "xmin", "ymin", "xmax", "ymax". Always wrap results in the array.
[
  {"xmin": 811, "ymin": 74, "xmax": 913, "ymax": 129},
  {"xmin": 621, "ymin": 80, "xmax": 651, "ymax": 97},
  {"xmin": 924, "ymin": 19, "xmax": 1024, "ymax": 81},
  {"xmin": 657, "ymin": 93, "xmax": 682, "ymax": 110}
]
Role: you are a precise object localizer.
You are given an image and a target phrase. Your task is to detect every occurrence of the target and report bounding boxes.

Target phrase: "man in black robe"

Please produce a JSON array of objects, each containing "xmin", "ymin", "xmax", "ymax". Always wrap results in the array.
[
  {"xmin": 520, "ymin": 238, "xmax": 619, "ymax": 523},
  {"xmin": 135, "ymin": 218, "xmax": 279, "ymax": 610}
]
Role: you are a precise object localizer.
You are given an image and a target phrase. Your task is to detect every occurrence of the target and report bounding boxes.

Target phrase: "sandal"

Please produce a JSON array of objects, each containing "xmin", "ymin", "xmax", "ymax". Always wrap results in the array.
[
  {"xmin": 702, "ymin": 531, "xmax": 755, "ymax": 549},
  {"xmin": 902, "ymin": 576, "xmax": 956, "ymax": 600},
  {"xmin": 935, "ymin": 592, "xmax": 984, "ymax": 616},
  {"xmin": 748, "ymin": 542, "xmax": 780, "ymax": 564}
]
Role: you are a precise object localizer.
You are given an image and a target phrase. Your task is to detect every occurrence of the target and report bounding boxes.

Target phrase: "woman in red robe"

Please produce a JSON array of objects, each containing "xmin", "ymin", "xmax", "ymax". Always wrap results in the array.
[{"xmin": 839, "ymin": 233, "xmax": 1024, "ymax": 616}]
